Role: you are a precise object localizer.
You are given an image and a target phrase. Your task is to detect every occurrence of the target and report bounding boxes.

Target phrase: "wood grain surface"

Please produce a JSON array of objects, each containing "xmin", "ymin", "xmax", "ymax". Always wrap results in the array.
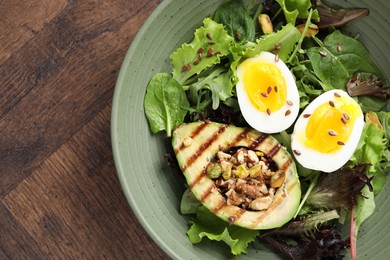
[{"xmin": 0, "ymin": 0, "xmax": 170, "ymax": 259}]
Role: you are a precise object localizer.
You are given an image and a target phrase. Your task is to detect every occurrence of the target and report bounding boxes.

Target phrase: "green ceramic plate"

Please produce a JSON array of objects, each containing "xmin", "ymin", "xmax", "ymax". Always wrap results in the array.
[{"xmin": 111, "ymin": 0, "xmax": 390, "ymax": 259}]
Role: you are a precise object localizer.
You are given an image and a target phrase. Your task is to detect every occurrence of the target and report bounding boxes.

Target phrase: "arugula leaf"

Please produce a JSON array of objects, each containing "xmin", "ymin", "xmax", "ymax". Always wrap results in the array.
[
  {"xmin": 213, "ymin": 0, "xmax": 256, "ymax": 43},
  {"xmin": 188, "ymin": 67, "xmax": 234, "ymax": 111},
  {"xmin": 187, "ymin": 206, "xmax": 259, "ymax": 255},
  {"xmin": 307, "ymin": 31, "xmax": 384, "ymax": 91},
  {"xmin": 275, "ymin": 0, "xmax": 319, "ymax": 25},
  {"xmin": 144, "ymin": 73, "xmax": 189, "ymax": 136},
  {"xmin": 171, "ymin": 18, "xmax": 234, "ymax": 85}
]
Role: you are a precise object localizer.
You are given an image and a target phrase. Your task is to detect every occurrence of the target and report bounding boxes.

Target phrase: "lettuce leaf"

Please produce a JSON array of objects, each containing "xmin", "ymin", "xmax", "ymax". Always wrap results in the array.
[
  {"xmin": 187, "ymin": 206, "xmax": 259, "ymax": 255},
  {"xmin": 275, "ymin": 0, "xmax": 319, "ymax": 25},
  {"xmin": 350, "ymin": 122, "xmax": 388, "ymax": 195},
  {"xmin": 171, "ymin": 18, "xmax": 234, "ymax": 85},
  {"xmin": 144, "ymin": 73, "xmax": 190, "ymax": 136},
  {"xmin": 244, "ymin": 23, "xmax": 301, "ymax": 61}
]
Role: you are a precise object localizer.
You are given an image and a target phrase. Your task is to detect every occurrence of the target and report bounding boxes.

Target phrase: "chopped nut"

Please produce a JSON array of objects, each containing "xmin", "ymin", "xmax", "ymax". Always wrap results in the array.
[
  {"xmin": 206, "ymin": 163, "xmax": 222, "ymax": 179},
  {"xmin": 270, "ymin": 171, "xmax": 285, "ymax": 188},
  {"xmin": 249, "ymin": 163, "xmax": 262, "ymax": 178},
  {"xmin": 247, "ymin": 150, "xmax": 259, "ymax": 163},
  {"xmin": 250, "ymin": 196, "xmax": 273, "ymax": 210},
  {"xmin": 236, "ymin": 149, "xmax": 246, "ymax": 164},
  {"xmin": 217, "ymin": 151, "xmax": 231, "ymax": 161},
  {"xmin": 258, "ymin": 14, "xmax": 273, "ymax": 34},
  {"xmin": 232, "ymin": 164, "xmax": 249, "ymax": 179}
]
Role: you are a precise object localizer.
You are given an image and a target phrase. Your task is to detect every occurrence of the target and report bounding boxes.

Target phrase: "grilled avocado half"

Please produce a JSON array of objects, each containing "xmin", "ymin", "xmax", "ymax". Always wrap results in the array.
[{"xmin": 172, "ymin": 121, "xmax": 301, "ymax": 230}]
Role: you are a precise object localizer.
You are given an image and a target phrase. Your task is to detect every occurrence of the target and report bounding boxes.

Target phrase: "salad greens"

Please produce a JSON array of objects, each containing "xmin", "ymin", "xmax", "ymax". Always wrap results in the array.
[{"xmin": 143, "ymin": 0, "xmax": 390, "ymax": 258}]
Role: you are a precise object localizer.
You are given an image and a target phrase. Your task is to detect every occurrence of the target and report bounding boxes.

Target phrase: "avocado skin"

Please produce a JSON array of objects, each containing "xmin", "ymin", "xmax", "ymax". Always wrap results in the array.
[{"xmin": 172, "ymin": 121, "xmax": 301, "ymax": 230}]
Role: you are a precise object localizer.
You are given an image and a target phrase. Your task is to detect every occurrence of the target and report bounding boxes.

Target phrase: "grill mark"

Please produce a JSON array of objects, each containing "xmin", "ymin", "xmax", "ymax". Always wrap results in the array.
[
  {"xmin": 228, "ymin": 208, "xmax": 246, "ymax": 225},
  {"xmin": 267, "ymin": 144, "xmax": 281, "ymax": 159},
  {"xmin": 249, "ymin": 133, "xmax": 269, "ymax": 150},
  {"xmin": 213, "ymin": 199, "xmax": 226, "ymax": 213},
  {"xmin": 280, "ymin": 158, "xmax": 292, "ymax": 171},
  {"xmin": 198, "ymin": 184, "xmax": 215, "ymax": 203},
  {"xmin": 189, "ymin": 171, "xmax": 205, "ymax": 190},
  {"xmin": 176, "ymin": 122, "xmax": 207, "ymax": 153},
  {"xmin": 182, "ymin": 125, "xmax": 227, "ymax": 173},
  {"xmin": 230, "ymin": 128, "xmax": 250, "ymax": 147}
]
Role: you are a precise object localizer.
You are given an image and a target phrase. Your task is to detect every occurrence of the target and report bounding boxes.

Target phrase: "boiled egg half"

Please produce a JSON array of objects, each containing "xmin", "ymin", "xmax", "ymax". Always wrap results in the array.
[
  {"xmin": 236, "ymin": 52, "xmax": 300, "ymax": 133},
  {"xmin": 291, "ymin": 90, "xmax": 364, "ymax": 172}
]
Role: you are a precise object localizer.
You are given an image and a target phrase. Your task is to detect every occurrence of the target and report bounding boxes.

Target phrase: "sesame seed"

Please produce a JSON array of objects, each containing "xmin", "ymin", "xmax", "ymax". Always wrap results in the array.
[
  {"xmin": 337, "ymin": 42, "xmax": 342, "ymax": 52},
  {"xmin": 198, "ymin": 52, "xmax": 203, "ymax": 60},
  {"xmin": 274, "ymin": 54, "xmax": 279, "ymax": 62},
  {"xmin": 303, "ymin": 114, "xmax": 311, "ymax": 118},
  {"xmin": 287, "ymin": 100, "xmax": 293, "ymax": 106},
  {"xmin": 293, "ymin": 150, "xmax": 301, "ymax": 156},
  {"xmin": 320, "ymin": 50, "xmax": 328, "ymax": 57},
  {"xmin": 328, "ymin": 130, "xmax": 337, "ymax": 136},
  {"xmin": 337, "ymin": 141, "xmax": 345, "ymax": 146},
  {"xmin": 285, "ymin": 110, "xmax": 291, "ymax": 116}
]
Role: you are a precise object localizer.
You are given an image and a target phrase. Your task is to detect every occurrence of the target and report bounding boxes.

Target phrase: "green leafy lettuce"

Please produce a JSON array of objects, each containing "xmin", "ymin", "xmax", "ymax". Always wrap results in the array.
[
  {"xmin": 275, "ymin": 0, "xmax": 319, "ymax": 25},
  {"xmin": 171, "ymin": 18, "xmax": 234, "ymax": 85},
  {"xmin": 213, "ymin": 0, "xmax": 256, "ymax": 43},
  {"xmin": 144, "ymin": 73, "xmax": 189, "ymax": 136},
  {"xmin": 187, "ymin": 206, "xmax": 259, "ymax": 255}
]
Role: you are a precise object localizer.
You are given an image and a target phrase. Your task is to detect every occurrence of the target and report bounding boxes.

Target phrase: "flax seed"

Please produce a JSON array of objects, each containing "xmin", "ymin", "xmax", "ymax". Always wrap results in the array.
[
  {"xmin": 329, "ymin": 100, "xmax": 335, "ymax": 107},
  {"xmin": 206, "ymin": 32, "xmax": 212, "ymax": 40},
  {"xmin": 266, "ymin": 108, "xmax": 271, "ymax": 115},
  {"xmin": 274, "ymin": 86, "xmax": 278, "ymax": 92},
  {"xmin": 261, "ymin": 93, "xmax": 268, "ymax": 98},
  {"xmin": 337, "ymin": 141, "xmax": 345, "ymax": 145},
  {"xmin": 267, "ymin": 86, "xmax": 272, "ymax": 95},
  {"xmin": 274, "ymin": 54, "xmax": 279, "ymax": 62},
  {"xmin": 207, "ymin": 48, "xmax": 214, "ymax": 57},
  {"xmin": 293, "ymin": 150, "xmax": 301, "ymax": 156},
  {"xmin": 285, "ymin": 110, "xmax": 291, "ymax": 116},
  {"xmin": 343, "ymin": 113, "xmax": 350, "ymax": 121},
  {"xmin": 303, "ymin": 114, "xmax": 311, "ymax": 118},
  {"xmin": 334, "ymin": 92, "xmax": 341, "ymax": 97},
  {"xmin": 287, "ymin": 100, "xmax": 293, "ymax": 106},
  {"xmin": 328, "ymin": 130, "xmax": 337, "ymax": 136}
]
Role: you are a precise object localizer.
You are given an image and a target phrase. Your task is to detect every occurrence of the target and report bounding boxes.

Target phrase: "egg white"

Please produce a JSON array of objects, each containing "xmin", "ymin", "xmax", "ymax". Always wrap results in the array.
[
  {"xmin": 291, "ymin": 90, "xmax": 364, "ymax": 173},
  {"xmin": 236, "ymin": 52, "xmax": 300, "ymax": 134}
]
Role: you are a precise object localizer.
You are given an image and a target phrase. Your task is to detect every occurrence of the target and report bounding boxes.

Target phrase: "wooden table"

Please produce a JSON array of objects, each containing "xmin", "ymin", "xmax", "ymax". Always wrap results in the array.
[{"xmin": 1, "ymin": 0, "xmax": 170, "ymax": 258}]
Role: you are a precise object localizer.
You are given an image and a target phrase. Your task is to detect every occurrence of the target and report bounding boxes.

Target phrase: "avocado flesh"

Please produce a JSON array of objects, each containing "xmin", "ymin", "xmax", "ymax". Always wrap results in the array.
[{"xmin": 172, "ymin": 121, "xmax": 301, "ymax": 230}]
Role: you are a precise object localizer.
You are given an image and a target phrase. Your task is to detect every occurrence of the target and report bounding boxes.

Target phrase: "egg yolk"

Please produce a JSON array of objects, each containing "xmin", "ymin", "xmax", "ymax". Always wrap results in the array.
[
  {"xmin": 304, "ymin": 96, "xmax": 362, "ymax": 153},
  {"xmin": 242, "ymin": 61, "xmax": 287, "ymax": 112}
]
